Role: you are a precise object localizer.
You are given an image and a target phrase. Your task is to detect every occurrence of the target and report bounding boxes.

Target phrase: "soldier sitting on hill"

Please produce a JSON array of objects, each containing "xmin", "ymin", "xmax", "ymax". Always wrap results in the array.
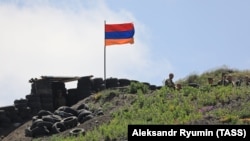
[
  {"xmin": 234, "ymin": 77, "xmax": 243, "ymax": 87},
  {"xmin": 217, "ymin": 72, "xmax": 229, "ymax": 86},
  {"xmin": 165, "ymin": 73, "xmax": 176, "ymax": 90},
  {"xmin": 226, "ymin": 74, "xmax": 236, "ymax": 87},
  {"xmin": 208, "ymin": 77, "xmax": 218, "ymax": 87}
]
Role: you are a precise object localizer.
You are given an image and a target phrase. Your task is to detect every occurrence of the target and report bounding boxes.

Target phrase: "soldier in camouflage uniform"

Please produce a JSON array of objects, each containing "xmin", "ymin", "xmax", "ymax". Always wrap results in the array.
[
  {"xmin": 217, "ymin": 72, "xmax": 229, "ymax": 86},
  {"xmin": 165, "ymin": 73, "xmax": 176, "ymax": 89},
  {"xmin": 226, "ymin": 74, "xmax": 236, "ymax": 87}
]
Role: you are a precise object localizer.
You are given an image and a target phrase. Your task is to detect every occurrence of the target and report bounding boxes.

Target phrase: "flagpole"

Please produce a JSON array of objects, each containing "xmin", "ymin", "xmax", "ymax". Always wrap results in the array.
[{"xmin": 104, "ymin": 20, "xmax": 106, "ymax": 89}]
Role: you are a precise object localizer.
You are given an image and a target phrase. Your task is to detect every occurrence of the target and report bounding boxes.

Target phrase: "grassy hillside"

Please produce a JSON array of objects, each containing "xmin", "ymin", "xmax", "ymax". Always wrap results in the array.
[{"xmin": 34, "ymin": 67, "xmax": 250, "ymax": 141}]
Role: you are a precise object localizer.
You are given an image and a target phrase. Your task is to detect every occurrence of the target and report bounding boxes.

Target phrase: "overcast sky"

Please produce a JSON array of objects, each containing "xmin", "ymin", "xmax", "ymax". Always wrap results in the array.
[{"xmin": 0, "ymin": 0, "xmax": 250, "ymax": 106}]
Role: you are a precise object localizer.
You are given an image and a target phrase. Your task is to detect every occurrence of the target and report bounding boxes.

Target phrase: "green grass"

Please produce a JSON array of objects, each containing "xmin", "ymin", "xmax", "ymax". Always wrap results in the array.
[{"xmin": 36, "ymin": 67, "xmax": 250, "ymax": 141}]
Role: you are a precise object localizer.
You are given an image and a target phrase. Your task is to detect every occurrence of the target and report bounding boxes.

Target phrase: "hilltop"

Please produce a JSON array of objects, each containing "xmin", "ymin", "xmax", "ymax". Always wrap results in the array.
[{"xmin": 1, "ymin": 67, "xmax": 250, "ymax": 141}]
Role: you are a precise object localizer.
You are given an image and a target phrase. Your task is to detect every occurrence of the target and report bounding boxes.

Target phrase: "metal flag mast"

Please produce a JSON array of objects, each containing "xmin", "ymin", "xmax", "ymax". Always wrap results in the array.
[{"xmin": 104, "ymin": 20, "xmax": 106, "ymax": 89}]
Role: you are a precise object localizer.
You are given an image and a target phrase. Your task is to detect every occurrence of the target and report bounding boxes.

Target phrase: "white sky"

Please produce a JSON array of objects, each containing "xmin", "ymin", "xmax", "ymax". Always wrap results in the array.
[{"xmin": 0, "ymin": 0, "xmax": 250, "ymax": 106}]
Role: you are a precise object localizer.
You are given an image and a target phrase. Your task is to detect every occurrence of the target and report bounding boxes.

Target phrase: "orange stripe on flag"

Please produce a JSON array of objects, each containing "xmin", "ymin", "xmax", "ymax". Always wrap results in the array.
[{"xmin": 105, "ymin": 38, "xmax": 134, "ymax": 46}]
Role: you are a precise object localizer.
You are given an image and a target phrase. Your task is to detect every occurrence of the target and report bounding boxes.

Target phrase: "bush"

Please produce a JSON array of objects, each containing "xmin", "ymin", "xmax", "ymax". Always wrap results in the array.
[{"xmin": 129, "ymin": 82, "xmax": 149, "ymax": 94}]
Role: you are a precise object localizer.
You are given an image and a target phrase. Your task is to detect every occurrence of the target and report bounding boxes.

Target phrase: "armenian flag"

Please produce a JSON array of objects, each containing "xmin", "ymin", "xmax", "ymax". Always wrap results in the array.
[{"xmin": 105, "ymin": 23, "xmax": 135, "ymax": 46}]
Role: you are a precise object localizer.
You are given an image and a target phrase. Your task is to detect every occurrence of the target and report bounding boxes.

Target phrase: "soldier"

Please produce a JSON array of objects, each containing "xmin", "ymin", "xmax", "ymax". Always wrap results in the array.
[
  {"xmin": 226, "ymin": 74, "xmax": 236, "ymax": 87},
  {"xmin": 207, "ymin": 77, "xmax": 218, "ymax": 87},
  {"xmin": 208, "ymin": 77, "xmax": 213, "ymax": 85},
  {"xmin": 165, "ymin": 73, "xmax": 176, "ymax": 89},
  {"xmin": 176, "ymin": 83, "xmax": 182, "ymax": 91},
  {"xmin": 234, "ymin": 77, "xmax": 243, "ymax": 87},
  {"xmin": 217, "ymin": 72, "xmax": 229, "ymax": 86}
]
